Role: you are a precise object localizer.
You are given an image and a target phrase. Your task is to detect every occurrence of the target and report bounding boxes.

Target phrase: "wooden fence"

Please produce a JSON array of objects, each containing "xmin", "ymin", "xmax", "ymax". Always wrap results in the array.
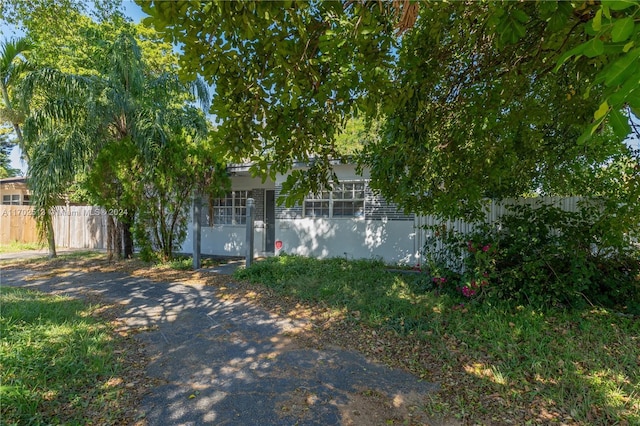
[
  {"xmin": 0, "ymin": 205, "xmax": 39, "ymax": 244},
  {"xmin": 0, "ymin": 205, "xmax": 107, "ymax": 248}
]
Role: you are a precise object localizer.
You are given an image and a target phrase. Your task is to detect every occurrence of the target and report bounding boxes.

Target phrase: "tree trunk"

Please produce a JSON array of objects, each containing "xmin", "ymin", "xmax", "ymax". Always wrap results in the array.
[
  {"xmin": 114, "ymin": 217, "xmax": 123, "ymax": 259},
  {"xmin": 106, "ymin": 215, "xmax": 115, "ymax": 261},
  {"xmin": 46, "ymin": 214, "xmax": 57, "ymax": 258},
  {"xmin": 122, "ymin": 211, "xmax": 134, "ymax": 259}
]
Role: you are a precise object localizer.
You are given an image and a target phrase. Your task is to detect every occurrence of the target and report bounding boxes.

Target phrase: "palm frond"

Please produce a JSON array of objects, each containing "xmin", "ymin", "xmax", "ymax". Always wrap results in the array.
[{"xmin": 0, "ymin": 37, "xmax": 33, "ymax": 86}]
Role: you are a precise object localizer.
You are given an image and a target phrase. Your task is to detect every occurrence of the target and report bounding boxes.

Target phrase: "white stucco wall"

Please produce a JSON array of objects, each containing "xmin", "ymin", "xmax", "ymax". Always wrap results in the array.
[
  {"xmin": 274, "ymin": 217, "xmax": 420, "ymax": 265},
  {"xmin": 181, "ymin": 225, "xmax": 265, "ymax": 257}
]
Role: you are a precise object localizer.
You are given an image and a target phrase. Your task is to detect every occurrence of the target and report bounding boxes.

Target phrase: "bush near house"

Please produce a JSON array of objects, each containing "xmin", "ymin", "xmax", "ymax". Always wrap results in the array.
[{"xmin": 425, "ymin": 203, "xmax": 640, "ymax": 313}]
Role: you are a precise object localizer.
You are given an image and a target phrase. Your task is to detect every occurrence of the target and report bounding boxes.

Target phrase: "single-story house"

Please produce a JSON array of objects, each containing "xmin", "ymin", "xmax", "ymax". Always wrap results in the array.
[
  {"xmin": 181, "ymin": 163, "xmax": 426, "ymax": 265},
  {"xmin": 180, "ymin": 163, "xmax": 585, "ymax": 266},
  {"xmin": 0, "ymin": 176, "xmax": 31, "ymax": 205}
]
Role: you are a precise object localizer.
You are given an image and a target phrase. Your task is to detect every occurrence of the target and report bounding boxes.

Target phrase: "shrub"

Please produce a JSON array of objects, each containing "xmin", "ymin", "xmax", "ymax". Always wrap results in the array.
[{"xmin": 423, "ymin": 202, "xmax": 640, "ymax": 311}]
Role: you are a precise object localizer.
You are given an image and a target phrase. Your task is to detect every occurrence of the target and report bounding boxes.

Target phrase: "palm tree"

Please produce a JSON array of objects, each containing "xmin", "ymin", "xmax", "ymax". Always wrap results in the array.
[
  {"xmin": 0, "ymin": 38, "xmax": 64, "ymax": 258},
  {"xmin": 21, "ymin": 30, "xmax": 211, "ymax": 260},
  {"xmin": 21, "ymin": 67, "xmax": 95, "ymax": 258},
  {"xmin": 0, "ymin": 37, "xmax": 32, "ymax": 148}
]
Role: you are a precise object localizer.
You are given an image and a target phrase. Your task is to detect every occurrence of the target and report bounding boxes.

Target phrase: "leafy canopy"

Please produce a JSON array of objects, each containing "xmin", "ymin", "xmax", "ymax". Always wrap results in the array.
[{"xmin": 140, "ymin": 0, "xmax": 640, "ymax": 218}]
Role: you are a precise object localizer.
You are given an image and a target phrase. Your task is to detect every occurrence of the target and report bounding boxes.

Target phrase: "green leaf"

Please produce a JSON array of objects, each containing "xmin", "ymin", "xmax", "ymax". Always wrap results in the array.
[
  {"xmin": 623, "ymin": 41, "xmax": 635, "ymax": 52},
  {"xmin": 577, "ymin": 126, "xmax": 593, "ymax": 145},
  {"xmin": 602, "ymin": 0, "xmax": 636, "ymax": 11},
  {"xmin": 627, "ymin": 88, "xmax": 640, "ymax": 108},
  {"xmin": 499, "ymin": 14, "xmax": 527, "ymax": 45},
  {"xmin": 594, "ymin": 100, "xmax": 609, "ymax": 120},
  {"xmin": 555, "ymin": 43, "xmax": 585, "ymax": 71},
  {"xmin": 584, "ymin": 37, "xmax": 604, "ymax": 58},
  {"xmin": 609, "ymin": 108, "xmax": 631, "ymax": 139},
  {"xmin": 611, "ymin": 17, "xmax": 635, "ymax": 42},
  {"xmin": 578, "ymin": 115, "xmax": 606, "ymax": 144},
  {"xmin": 603, "ymin": 48, "xmax": 640, "ymax": 87},
  {"xmin": 513, "ymin": 9, "xmax": 529, "ymax": 23},
  {"xmin": 608, "ymin": 75, "xmax": 640, "ymax": 106},
  {"xmin": 592, "ymin": 9, "xmax": 603, "ymax": 32},
  {"xmin": 537, "ymin": 1, "xmax": 557, "ymax": 18},
  {"xmin": 548, "ymin": 12, "xmax": 568, "ymax": 32}
]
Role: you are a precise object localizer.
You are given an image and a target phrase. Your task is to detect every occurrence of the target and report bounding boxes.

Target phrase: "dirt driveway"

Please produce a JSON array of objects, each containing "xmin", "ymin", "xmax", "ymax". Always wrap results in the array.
[{"xmin": 2, "ymin": 265, "xmax": 445, "ymax": 425}]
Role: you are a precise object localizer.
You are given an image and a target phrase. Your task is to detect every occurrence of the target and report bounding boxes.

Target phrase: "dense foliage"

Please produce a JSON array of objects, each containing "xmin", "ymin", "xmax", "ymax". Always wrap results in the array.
[
  {"xmin": 425, "ymin": 200, "xmax": 640, "ymax": 312},
  {"xmin": 1, "ymin": 4, "xmax": 225, "ymax": 260},
  {"xmin": 141, "ymin": 0, "xmax": 640, "ymax": 218}
]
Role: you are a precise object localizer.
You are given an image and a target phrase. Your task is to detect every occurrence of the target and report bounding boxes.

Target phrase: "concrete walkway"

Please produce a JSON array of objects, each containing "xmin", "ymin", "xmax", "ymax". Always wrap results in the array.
[{"xmin": 1, "ymin": 265, "xmax": 440, "ymax": 425}]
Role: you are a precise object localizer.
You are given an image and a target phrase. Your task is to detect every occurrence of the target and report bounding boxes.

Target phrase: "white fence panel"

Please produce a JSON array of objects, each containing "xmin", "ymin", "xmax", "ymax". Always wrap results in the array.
[{"xmin": 415, "ymin": 196, "xmax": 584, "ymax": 268}]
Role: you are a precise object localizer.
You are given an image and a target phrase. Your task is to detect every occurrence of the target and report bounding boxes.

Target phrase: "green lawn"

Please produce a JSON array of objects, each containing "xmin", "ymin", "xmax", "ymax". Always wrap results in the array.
[
  {"xmin": 235, "ymin": 255, "xmax": 640, "ymax": 425},
  {"xmin": 0, "ymin": 241, "xmax": 44, "ymax": 253},
  {"xmin": 0, "ymin": 286, "xmax": 135, "ymax": 425}
]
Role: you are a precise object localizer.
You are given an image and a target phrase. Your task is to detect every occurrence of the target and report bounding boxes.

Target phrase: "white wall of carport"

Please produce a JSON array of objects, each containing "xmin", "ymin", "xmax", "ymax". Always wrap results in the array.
[{"xmin": 180, "ymin": 176, "xmax": 274, "ymax": 257}]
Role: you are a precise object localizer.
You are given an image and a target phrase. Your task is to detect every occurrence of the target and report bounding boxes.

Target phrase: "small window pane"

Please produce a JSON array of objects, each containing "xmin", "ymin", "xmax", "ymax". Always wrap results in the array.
[
  {"xmin": 2, "ymin": 195, "xmax": 10, "ymax": 205},
  {"xmin": 305, "ymin": 200, "xmax": 329, "ymax": 217}
]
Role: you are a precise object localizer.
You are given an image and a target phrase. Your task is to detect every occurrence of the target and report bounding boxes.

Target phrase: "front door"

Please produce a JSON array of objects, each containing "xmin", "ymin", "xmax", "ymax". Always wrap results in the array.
[{"xmin": 265, "ymin": 190, "xmax": 276, "ymax": 253}]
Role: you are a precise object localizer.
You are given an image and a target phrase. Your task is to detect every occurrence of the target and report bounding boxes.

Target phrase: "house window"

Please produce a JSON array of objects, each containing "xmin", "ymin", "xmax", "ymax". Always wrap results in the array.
[
  {"xmin": 22, "ymin": 195, "xmax": 30, "ymax": 205},
  {"xmin": 2, "ymin": 194, "xmax": 20, "ymax": 205},
  {"xmin": 304, "ymin": 181, "xmax": 366, "ymax": 218},
  {"xmin": 304, "ymin": 188, "xmax": 330, "ymax": 217},
  {"xmin": 210, "ymin": 190, "xmax": 248, "ymax": 225}
]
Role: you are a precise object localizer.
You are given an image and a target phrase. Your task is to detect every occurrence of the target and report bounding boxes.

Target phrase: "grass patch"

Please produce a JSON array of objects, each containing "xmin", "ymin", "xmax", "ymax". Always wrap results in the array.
[
  {"xmin": 0, "ymin": 287, "xmax": 137, "ymax": 425},
  {"xmin": 235, "ymin": 255, "xmax": 640, "ymax": 425},
  {"xmin": 0, "ymin": 241, "xmax": 44, "ymax": 253},
  {"xmin": 0, "ymin": 250, "xmax": 105, "ymax": 269},
  {"xmin": 153, "ymin": 255, "xmax": 224, "ymax": 271}
]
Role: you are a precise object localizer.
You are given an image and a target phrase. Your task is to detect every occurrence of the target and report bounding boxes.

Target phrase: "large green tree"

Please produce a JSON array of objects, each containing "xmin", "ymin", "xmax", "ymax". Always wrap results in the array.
[
  {"xmin": 132, "ymin": 107, "xmax": 227, "ymax": 262},
  {"xmin": 140, "ymin": 0, "xmax": 640, "ymax": 219},
  {"xmin": 141, "ymin": 0, "xmax": 396, "ymax": 202},
  {"xmin": 17, "ymin": 9, "xmax": 218, "ymax": 259},
  {"xmin": 363, "ymin": 1, "xmax": 639, "ymax": 218}
]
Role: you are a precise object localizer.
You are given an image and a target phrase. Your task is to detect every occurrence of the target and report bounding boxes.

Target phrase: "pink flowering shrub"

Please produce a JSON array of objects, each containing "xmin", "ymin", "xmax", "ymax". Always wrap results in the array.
[
  {"xmin": 422, "ymin": 203, "xmax": 640, "ymax": 312},
  {"xmin": 458, "ymin": 240, "xmax": 496, "ymax": 299}
]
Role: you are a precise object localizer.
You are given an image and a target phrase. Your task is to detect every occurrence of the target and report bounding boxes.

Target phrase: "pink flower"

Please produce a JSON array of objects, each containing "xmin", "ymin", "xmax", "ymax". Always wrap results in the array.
[
  {"xmin": 461, "ymin": 286, "xmax": 477, "ymax": 298},
  {"xmin": 482, "ymin": 244, "xmax": 490, "ymax": 252}
]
